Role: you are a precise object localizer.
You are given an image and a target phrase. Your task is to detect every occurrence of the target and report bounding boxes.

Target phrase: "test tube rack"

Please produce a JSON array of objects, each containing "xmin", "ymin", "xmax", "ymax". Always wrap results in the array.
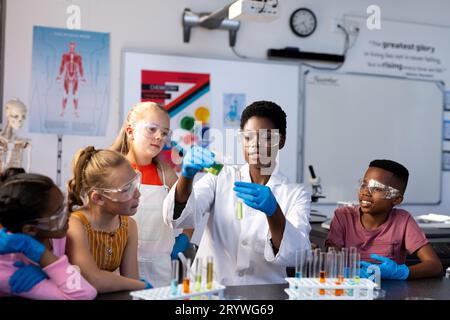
[
  {"xmin": 129, "ymin": 282, "xmax": 226, "ymax": 300},
  {"xmin": 285, "ymin": 277, "xmax": 377, "ymax": 300}
]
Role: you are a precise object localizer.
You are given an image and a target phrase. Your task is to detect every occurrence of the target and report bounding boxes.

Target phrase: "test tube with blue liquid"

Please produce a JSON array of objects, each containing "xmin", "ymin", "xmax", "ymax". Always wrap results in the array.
[
  {"xmin": 295, "ymin": 249, "xmax": 306, "ymax": 279},
  {"xmin": 170, "ymin": 260, "xmax": 179, "ymax": 296}
]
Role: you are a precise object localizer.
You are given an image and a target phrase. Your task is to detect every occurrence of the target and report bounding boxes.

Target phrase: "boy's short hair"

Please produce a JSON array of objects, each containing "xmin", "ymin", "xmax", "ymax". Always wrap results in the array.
[
  {"xmin": 369, "ymin": 159, "xmax": 409, "ymax": 192},
  {"xmin": 240, "ymin": 101, "xmax": 287, "ymax": 137}
]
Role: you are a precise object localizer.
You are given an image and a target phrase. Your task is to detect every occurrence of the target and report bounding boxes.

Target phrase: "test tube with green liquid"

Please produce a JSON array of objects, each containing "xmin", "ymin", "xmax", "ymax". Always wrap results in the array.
[
  {"xmin": 194, "ymin": 258, "xmax": 202, "ymax": 292},
  {"xmin": 206, "ymin": 256, "xmax": 213, "ymax": 290},
  {"xmin": 204, "ymin": 161, "xmax": 224, "ymax": 175}
]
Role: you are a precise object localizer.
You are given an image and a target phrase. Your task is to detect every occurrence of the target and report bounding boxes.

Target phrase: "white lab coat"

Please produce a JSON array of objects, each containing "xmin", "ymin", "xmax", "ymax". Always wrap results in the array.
[{"xmin": 163, "ymin": 163, "xmax": 311, "ymax": 285}]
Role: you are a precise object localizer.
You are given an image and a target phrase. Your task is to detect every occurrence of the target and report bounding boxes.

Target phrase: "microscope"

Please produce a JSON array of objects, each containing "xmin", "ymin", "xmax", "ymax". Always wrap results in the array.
[
  {"xmin": 308, "ymin": 165, "xmax": 328, "ymax": 224},
  {"xmin": 308, "ymin": 165, "xmax": 325, "ymax": 203}
]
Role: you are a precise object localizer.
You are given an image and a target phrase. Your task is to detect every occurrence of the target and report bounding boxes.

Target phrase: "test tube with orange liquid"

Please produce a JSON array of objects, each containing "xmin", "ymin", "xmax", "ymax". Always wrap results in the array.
[
  {"xmin": 183, "ymin": 258, "xmax": 191, "ymax": 294},
  {"xmin": 319, "ymin": 252, "xmax": 326, "ymax": 295}
]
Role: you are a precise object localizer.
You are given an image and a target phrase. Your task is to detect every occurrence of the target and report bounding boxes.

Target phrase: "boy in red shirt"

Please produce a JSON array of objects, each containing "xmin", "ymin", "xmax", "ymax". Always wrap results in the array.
[{"xmin": 326, "ymin": 159, "xmax": 442, "ymax": 279}]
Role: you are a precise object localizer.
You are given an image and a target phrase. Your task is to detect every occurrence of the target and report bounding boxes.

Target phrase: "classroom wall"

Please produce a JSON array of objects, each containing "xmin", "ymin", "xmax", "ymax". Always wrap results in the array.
[{"xmin": 3, "ymin": 0, "xmax": 450, "ymax": 216}]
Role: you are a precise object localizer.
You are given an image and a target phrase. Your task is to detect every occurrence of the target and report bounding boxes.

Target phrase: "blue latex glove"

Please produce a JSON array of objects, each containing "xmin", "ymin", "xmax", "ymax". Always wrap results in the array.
[
  {"xmin": 0, "ymin": 229, "xmax": 45, "ymax": 263},
  {"xmin": 360, "ymin": 253, "xmax": 409, "ymax": 280},
  {"xmin": 181, "ymin": 146, "xmax": 215, "ymax": 179},
  {"xmin": 9, "ymin": 261, "xmax": 48, "ymax": 294},
  {"xmin": 140, "ymin": 278, "xmax": 153, "ymax": 289},
  {"xmin": 233, "ymin": 182, "xmax": 278, "ymax": 217},
  {"xmin": 359, "ymin": 266, "xmax": 371, "ymax": 278},
  {"xmin": 170, "ymin": 233, "xmax": 190, "ymax": 260}
]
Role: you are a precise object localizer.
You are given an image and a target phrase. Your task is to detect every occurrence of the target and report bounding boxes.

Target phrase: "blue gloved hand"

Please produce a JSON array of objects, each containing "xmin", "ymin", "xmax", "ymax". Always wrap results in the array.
[
  {"xmin": 233, "ymin": 182, "xmax": 278, "ymax": 217},
  {"xmin": 9, "ymin": 261, "xmax": 48, "ymax": 294},
  {"xmin": 359, "ymin": 265, "xmax": 372, "ymax": 278},
  {"xmin": 0, "ymin": 229, "xmax": 45, "ymax": 263},
  {"xmin": 140, "ymin": 278, "xmax": 153, "ymax": 289},
  {"xmin": 181, "ymin": 146, "xmax": 215, "ymax": 179},
  {"xmin": 170, "ymin": 233, "xmax": 190, "ymax": 260},
  {"xmin": 360, "ymin": 254, "xmax": 409, "ymax": 280}
]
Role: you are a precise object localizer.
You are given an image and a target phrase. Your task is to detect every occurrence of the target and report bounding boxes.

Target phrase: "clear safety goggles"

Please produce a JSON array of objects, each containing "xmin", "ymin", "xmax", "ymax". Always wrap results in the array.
[
  {"xmin": 358, "ymin": 178, "xmax": 401, "ymax": 200},
  {"xmin": 237, "ymin": 130, "xmax": 281, "ymax": 148},
  {"xmin": 24, "ymin": 202, "xmax": 69, "ymax": 232},
  {"xmin": 135, "ymin": 122, "xmax": 172, "ymax": 142},
  {"xmin": 92, "ymin": 172, "xmax": 141, "ymax": 202}
]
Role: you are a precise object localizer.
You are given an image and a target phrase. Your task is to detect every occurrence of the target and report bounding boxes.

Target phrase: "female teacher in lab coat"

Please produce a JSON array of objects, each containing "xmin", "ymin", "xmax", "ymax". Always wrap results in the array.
[{"xmin": 163, "ymin": 100, "xmax": 311, "ymax": 285}]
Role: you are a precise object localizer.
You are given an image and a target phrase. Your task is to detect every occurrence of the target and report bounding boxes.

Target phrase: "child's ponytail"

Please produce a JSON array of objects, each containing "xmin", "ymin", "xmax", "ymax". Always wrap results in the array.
[
  {"xmin": 67, "ymin": 146, "xmax": 128, "ymax": 212},
  {"xmin": 67, "ymin": 146, "xmax": 97, "ymax": 212}
]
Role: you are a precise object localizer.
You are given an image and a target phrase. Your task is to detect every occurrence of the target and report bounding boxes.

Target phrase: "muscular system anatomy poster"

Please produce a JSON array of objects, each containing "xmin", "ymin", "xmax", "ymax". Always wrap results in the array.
[{"xmin": 29, "ymin": 26, "xmax": 110, "ymax": 136}]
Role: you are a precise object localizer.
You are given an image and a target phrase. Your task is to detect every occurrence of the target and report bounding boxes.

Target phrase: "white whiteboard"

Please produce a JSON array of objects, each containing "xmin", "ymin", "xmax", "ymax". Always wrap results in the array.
[
  {"xmin": 302, "ymin": 71, "xmax": 444, "ymax": 204},
  {"xmin": 122, "ymin": 51, "xmax": 300, "ymax": 180}
]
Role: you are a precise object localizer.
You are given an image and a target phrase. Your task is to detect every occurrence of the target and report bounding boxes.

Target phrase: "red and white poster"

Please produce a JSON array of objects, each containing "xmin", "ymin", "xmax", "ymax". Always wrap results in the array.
[{"xmin": 140, "ymin": 70, "xmax": 211, "ymax": 170}]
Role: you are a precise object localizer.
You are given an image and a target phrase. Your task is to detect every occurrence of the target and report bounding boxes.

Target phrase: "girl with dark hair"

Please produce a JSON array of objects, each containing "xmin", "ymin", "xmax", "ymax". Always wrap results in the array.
[{"xmin": 0, "ymin": 172, "xmax": 96, "ymax": 299}]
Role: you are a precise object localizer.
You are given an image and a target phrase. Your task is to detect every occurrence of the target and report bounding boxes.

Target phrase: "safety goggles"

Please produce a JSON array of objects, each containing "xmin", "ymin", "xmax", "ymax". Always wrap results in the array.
[
  {"xmin": 24, "ymin": 202, "xmax": 69, "ymax": 232},
  {"xmin": 237, "ymin": 130, "xmax": 281, "ymax": 148},
  {"xmin": 92, "ymin": 172, "xmax": 141, "ymax": 202},
  {"xmin": 358, "ymin": 178, "xmax": 401, "ymax": 200},
  {"xmin": 135, "ymin": 122, "xmax": 172, "ymax": 142}
]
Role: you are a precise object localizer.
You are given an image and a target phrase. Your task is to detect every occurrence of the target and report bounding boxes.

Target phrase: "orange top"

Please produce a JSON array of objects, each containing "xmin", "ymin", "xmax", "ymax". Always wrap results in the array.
[
  {"xmin": 131, "ymin": 162, "xmax": 162, "ymax": 186},
  {"xmin": 71, "ymin": 211, "xmax": 129, "ymax": 272}
]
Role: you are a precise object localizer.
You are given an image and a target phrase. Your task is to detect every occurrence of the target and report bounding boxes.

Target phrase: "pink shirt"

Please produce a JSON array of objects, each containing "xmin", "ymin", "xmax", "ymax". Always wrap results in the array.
[
  {"xmin": 325, "ymin": 206, "xmax": 428, "ymax": 264},
  {"xmin": 0, "ymin": 237, "xmax": 97, "ymax": 300}
]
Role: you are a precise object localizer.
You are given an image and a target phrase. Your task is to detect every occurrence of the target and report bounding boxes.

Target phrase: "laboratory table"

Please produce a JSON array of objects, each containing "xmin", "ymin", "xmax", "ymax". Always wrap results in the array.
[{"xmin": 96, "ymin": 278, "xmax": 450, "ymax": 300}]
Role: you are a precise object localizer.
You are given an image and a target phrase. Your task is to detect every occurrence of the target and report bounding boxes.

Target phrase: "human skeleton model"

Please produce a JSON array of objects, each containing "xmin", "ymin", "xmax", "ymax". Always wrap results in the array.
[
  {"xmin": 0, "ymin": 98, "xmax": 31, "ymax": 172},
  {"xmin": 56, "ymin": 41, "xmax": 85, "ymax": 118}
]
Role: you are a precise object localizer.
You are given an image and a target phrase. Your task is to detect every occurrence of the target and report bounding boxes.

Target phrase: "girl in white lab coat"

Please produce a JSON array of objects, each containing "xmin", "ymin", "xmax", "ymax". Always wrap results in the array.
[
  {"xmin": 112, "ymin": 102, "xmax": 193, "ymax": 287},
  {"xmin": 163, "ymin": 100, "xmax": 311, "ymax": 285}
]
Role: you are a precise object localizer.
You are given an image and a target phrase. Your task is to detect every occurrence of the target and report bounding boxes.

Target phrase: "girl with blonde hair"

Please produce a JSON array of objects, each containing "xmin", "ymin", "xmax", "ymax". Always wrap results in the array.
[
  {"xmin": 112, "ymin": 101, "xmax": 193, "ymax": 287},
  {"xmin": 66, "ymin": 146, "xmax": 151, "ymax": 293}
]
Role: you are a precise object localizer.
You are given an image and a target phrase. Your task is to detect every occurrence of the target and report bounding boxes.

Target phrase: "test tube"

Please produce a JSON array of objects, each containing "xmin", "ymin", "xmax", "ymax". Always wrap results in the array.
[
  {"xmin": 183, "ymin": 258, "xmax": 191, "ymax": 294},
  {"xmin": 349, "ymin": 249, "xmax": 361, "ymax": 283},
  {"xmin": 170, "ymin": 260, "xmax": 179, "ymax": 296},
  {"xmin": 341, "ymin": 247, "xmax": 349, "ymax": 278},
  {"xmin": 206, "ymin": 256, "xmax": 213, "ymax": 289},
  {"xmin": 326, "ymin": 251, "xmax": 337, "ymax": 280},
  {"xmin": 304, "ymin": 251, "xmax": 313, "ymax": 278},
  {"xmin": 326, "ymin": 251, "xmax": 336, "ymax": 296},
  {"xmin": 354, "ymin": 253, "xmax": 361, "ymax": 284},
  {"xmin": 312, "ymin": 248, "xmax": 320, "ymax": 278},
  {"xmin": 335, "ymin": 252, "xmax": 344, "ymax": 296},
  {"xmin": 295, "ymin": 249, "xmax": 306, "ymax": 279},
  {"xmin": 319, "ymin": 252, "xmax": 326, "ymax": 295},
  {"xmin": 194, "ymin": 258, "xmax": 202, "ymax": 292},
  {"xmin": 234, "ymin": 166, "xmax": 243, "ymax": 220},
  {"xmin": 348, "ymin": 249, "xmax": 358, "ymax": 296},
  {"xmin": 193, "ymin": 120, "xmax": 203, "ymax": 145}
]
